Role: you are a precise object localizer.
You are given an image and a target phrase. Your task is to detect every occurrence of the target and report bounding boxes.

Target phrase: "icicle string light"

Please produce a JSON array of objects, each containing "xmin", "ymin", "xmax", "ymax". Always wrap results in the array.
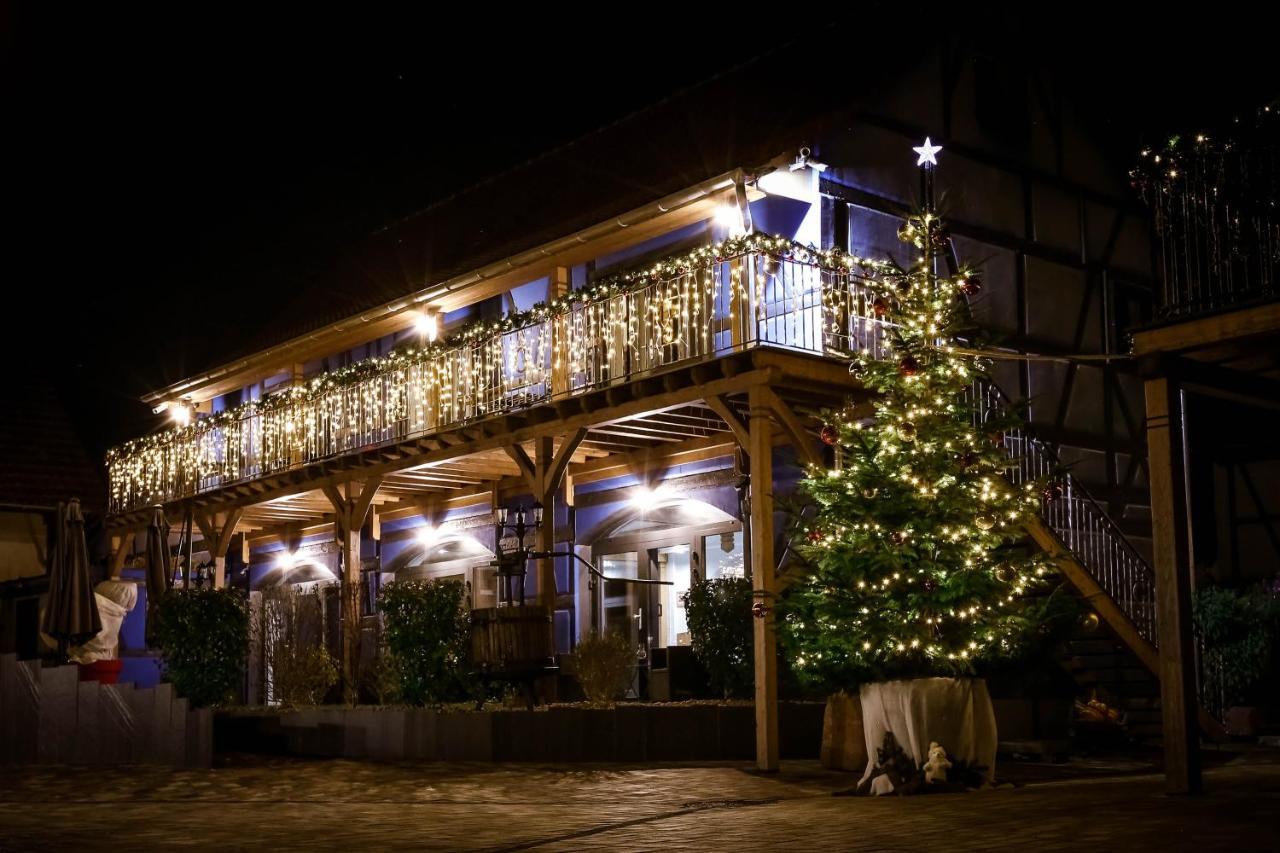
[{"xmin": 107, "ymin": 234, "xmax": 900, "ymax": 512}]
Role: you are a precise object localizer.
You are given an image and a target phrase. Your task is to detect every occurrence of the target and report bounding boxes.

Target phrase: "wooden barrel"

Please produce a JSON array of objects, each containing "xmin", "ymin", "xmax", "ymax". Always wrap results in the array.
[{"xmin": 470, "ymin": 605, "xmax": 555, "ymax": 676}]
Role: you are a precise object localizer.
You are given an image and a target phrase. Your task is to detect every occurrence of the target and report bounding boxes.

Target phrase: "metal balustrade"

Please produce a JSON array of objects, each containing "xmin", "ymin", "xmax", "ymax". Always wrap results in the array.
[
  {"xmin": 107, "ymin": 249, "xmax": 887, "ymax": 513},
  {"xmin": 967, "ymin": 380, "xmax": 1159, "ymax": 647}
]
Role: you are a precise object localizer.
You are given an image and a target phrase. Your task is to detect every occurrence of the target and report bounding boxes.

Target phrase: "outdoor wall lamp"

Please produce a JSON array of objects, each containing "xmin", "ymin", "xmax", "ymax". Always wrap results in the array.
[{"xmin": 413, "ymin": 309, "xmax": 439, "ymax": 342}]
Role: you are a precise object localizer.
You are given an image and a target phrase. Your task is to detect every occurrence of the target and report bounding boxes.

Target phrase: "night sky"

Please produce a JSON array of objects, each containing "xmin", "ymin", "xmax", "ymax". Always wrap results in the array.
[{"xmin": 6, "ymin": 6, "xmax": 1275, "ymax": 461}]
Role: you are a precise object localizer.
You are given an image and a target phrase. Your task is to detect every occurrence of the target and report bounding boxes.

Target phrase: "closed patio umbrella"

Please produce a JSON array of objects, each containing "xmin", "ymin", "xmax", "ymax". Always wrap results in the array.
[
  {"xmin": 145, "ymin": 507, "xmax": 172, "ymax": 646},
  {"xmin": 41, "ymin": 498, "xmax": 102, "ymax": 655}
]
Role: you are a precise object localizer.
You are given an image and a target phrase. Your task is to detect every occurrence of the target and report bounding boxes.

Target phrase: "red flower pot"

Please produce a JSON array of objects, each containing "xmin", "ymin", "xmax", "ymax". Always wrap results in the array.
[{"xmin": 78, "ymin": 659, "xmax": 125, "ymax": 684}]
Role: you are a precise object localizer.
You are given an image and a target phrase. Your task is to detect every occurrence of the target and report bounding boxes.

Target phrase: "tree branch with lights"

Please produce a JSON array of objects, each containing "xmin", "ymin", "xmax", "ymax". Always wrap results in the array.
[{"xmin": 780, "ymin": 140, "xmax": 1056, "ymax": 693}]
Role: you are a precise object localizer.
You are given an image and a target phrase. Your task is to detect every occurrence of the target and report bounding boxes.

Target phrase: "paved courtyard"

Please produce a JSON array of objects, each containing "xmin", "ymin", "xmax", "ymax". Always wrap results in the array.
[{"xmin": 2, "ymin": 752, "xmax": 1278, "ymax": 852}]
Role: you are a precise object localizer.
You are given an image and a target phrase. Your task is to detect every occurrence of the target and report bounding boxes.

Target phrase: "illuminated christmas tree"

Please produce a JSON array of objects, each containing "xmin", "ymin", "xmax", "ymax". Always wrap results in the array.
[{"xmin": 780, "ymin": 142, "xmax": 1055, "ymax": 690}]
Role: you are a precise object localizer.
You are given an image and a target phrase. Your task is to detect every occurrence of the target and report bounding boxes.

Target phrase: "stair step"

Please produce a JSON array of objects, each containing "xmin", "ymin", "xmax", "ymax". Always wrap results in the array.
[{"xmin": 1066, "ymin": 639, "xmax": 1135, "ymax": 656}]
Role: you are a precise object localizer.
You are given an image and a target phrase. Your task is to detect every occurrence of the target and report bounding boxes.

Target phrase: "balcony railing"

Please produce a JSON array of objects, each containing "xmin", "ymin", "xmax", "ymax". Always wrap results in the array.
[
  {"xmin": 967, "ymin": 381, "xmax": 1158, "ymax": 647},
  {"xmin": 1133, "ymin": 116, "xmax": 1280, "ymax": 320},
  {"xmin": 108, "ymin": 242, "xmax": 892, "ymax": 514}
]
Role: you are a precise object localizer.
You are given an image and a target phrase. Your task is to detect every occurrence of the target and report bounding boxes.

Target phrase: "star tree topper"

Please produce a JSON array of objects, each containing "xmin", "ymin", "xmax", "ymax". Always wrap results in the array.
[{"xmin": 913, "ymin": 136, "xmax": 943, "ymax": 167}]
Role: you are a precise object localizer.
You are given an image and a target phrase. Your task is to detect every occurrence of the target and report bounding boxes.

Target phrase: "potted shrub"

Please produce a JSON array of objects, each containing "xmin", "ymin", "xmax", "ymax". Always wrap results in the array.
[
  {"xmin": 778, "ymin": 207, "xmax": 1054, "ymax": 793},
  {"xmin": 1193, "ymin": 584, "xmax": 1280, "ymax": 737}
]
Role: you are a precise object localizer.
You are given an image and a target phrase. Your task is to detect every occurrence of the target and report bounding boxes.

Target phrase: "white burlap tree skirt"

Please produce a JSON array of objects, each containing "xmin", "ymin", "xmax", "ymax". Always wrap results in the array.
[
  {"xmin": 858, "ymin": 677, "xmax": 997, "ymax": 794},
  {"xmin": 69, "ymin": 579, "xmax": 137, "ymax": 664}
]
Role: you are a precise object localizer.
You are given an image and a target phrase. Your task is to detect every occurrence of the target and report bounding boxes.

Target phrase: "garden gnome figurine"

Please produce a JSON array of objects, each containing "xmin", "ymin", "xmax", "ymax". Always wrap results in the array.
[{"xmin": 924, "ymin": 742, "xmax": 952, "ymax": 784}]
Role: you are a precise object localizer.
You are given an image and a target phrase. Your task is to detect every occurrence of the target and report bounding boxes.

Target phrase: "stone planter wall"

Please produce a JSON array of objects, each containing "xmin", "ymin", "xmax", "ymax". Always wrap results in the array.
[
  {"xmin": 0, "ymin": 654, "xmax": 212, "ymax": 767},
  {"xmin": 216, "ymin": 702, "xmax": 824, "ymax": 762}
]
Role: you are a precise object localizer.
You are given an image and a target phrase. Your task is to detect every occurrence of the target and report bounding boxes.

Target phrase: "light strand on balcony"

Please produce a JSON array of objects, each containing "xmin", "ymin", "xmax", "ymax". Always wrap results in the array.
[{"xmin": 106, "ymin": 233, "xmax": 897, "ymax": 513}]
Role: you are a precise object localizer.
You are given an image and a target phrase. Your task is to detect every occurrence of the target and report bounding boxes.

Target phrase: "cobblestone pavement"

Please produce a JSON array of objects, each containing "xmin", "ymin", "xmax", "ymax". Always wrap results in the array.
[{"xmin": 1, "ymin": 753, "xmax": 1278, "ymax": 852}]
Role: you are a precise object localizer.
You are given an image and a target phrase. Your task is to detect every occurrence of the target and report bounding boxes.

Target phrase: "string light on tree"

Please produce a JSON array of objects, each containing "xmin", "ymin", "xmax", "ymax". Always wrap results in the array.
[{"xmin": 778, "ymin": 140, "xmax": 1056, "ymax": 688}]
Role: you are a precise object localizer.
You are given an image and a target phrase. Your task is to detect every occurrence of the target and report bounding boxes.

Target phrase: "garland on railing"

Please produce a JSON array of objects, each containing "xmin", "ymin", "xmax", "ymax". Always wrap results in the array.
[{"xmin": 107, "ymin": 232, "xmax": 896, "ymax": 465}]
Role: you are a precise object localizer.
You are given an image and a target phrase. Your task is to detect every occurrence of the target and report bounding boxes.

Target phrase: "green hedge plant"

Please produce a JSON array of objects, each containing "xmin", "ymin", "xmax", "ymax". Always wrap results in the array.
[
  {"xmin": 683, "ymin": 576, "xmax": 754, "ymax": 699},
  {"xmin": 1193, "ymin": 585, "xmax": 1280, "ymax": 708},
  {"xmin": 377, "ymin": 579, "xmax": 473, "ymax": 706},
  {"xmin": 152, "ymin": 587, "xmax": 249, "ymax": 708},
  {"xmin": 574, "ymin": 630, "xmax": 636, "ymax": 704}
]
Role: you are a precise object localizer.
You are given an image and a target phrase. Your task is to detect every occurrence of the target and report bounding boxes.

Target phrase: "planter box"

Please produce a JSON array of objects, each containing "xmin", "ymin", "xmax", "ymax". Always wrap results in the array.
[
  {"xmin": 820, "ymin": 692, "xmax": 866, "ymax": 771},
  {"xmin": 214, "ymin": 701, "xmax": 825, "ymax": 763}
]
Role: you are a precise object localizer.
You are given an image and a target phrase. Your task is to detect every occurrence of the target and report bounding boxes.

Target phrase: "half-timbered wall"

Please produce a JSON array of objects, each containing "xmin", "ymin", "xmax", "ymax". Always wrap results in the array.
[{"xmin": 817, "ymin": 46, "xmax": 1155, "ymax": 546}]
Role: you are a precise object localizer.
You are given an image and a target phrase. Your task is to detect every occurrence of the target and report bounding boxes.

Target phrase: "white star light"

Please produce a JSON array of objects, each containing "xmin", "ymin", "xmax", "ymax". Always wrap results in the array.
[{"xmin": 913, "ymin": 137, "xmax": 943, "ymax": 167}]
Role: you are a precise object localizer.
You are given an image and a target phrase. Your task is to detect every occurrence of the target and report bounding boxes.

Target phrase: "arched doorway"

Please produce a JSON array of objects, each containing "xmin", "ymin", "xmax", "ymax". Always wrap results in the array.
[
  {"xmin": 586, "ymin": 494, "xmax": 743, "ymax": 658},
  {"xmin": 383, "ymin": 528, "xmax": 497, "ymax": 609}
]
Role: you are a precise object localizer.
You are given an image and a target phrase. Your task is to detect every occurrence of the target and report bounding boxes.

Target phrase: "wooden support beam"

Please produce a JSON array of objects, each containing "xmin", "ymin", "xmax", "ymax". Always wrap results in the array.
[
  {"xmin": 194, "ymin": 508, "xmax": 244, "ymax": 588},
  {"xmin": 504, "ymin": 443, "xmax": 538, "ymax": 493},
  {"xmin": 1144, "ymin": 375, "xmax": 1201, "ymax": 795},
  {"xmin": 706, "ymin": 395, "xmax": 749, "ymax": 448},
  {"xmin": 547, "ymin": 429, "xmax": 589, "ymax": 498},
  {"xmin": 1131, "ymin": 301, "xmax": 1280, "ymax": 357},
  {"xmin": 748, "ymin": 386, "xmax": 779, "ymax": 772},
  {"xmin": 322, "ymin": 476, "xmax": 383, "ymax": 705},
  {"xmin": 1163, "ymin": 355, "xmax": 1280, "ymax": 412},
  {"xmin": 757, "ymin": 385, "xmax": 822, "ymax": 470}
]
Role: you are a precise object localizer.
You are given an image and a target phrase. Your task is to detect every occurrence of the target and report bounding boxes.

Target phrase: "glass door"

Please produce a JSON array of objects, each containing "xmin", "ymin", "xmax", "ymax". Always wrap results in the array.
[
  {"xmin": 599, "ymin": 551, "xmax": 643, "ymax": 697},
  {"xmin": 650, "ymin": 544, "xmax": 693, "ymax": 647},
  {"xmin": 599, "ymin": 552, "xmax": 645, "ymax": 654}
]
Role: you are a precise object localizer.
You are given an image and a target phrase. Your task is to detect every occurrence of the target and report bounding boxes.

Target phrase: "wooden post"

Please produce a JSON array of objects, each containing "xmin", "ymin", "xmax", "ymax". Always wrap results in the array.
[
  {"xmin": 108, "ymin": 533, "xmax": 133, "ymax": 580},
  {"xmin": 729, "ymin": 257, "xmax": 746, "ymax": 349},
  {"xmin": 532, "ymin": 436, "xmax": 556, "ymax": 607},
  {"xmin": 549, "ymin": 266, "xmax": 570, "ymax": 398},
  {"xmin": 748, "ymin": 387, "xmax": 779, "ymax": 771},
  {"xmin": 1145, "ymin": 373, "xmax": 1201, "ymax": 794},
  {"xmin": 195, "ymin": 509, "xmax": 243, "ymax": 588},
  {"xmin": 505, "ymin": 430, "xmax": 588, "ymax": 608},
  {"xmin": 322, "ymin": 477, "xmax": 382, "ymax": 705}
]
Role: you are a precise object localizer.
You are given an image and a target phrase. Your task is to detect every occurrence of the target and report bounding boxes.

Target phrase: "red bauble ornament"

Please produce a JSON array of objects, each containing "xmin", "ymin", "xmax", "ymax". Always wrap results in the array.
[
  {"xmin": 751, "ymin": 601, "xmax": 771, "ymax": 620},
  {"xmin": 899, "ymin": 355, "xmax": 920, "ymax": 376},
  {"xmin": 806, "ymin": 528, "xmax": 824, "ymax": 544},
  {"xmin": 820, "ymin": 424, "xmax": 839, "ymax": 445},
  {"xmin": 930, "ymin": 227, "xmax": 951, "ymax": 248},
  {"xmin": 922, "ymin": 577, "xmax": 938, "ymax": 592},
  {"xmin": 872, "ymin": 296, "xmax": 890, "ymax": 317},
  {"xmin": 988, "ymin": 430, "xmax": 1006, "ymax": 447},
  {"xmin": 1043, "ymin": 482, "xmax": 1065, "ymax": 504},
  {"xmin": 958, "ymin": 273, "xmax": 984, "ymax": 296},
  {"xmin": 889, "ymin": 531, "xmax": 907, "ymax": 546}
]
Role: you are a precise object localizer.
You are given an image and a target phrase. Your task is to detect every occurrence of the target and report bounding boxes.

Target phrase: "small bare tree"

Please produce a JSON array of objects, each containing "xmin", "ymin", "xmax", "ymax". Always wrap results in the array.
[{"xmin": 256, "ymin": 585, "xmax": 339, "ymax": 706}]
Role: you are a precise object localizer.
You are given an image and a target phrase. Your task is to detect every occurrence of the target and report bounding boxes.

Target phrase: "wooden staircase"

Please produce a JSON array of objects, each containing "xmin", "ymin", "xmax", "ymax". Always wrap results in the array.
[{"xmin": 970, "ymin": 381, "xmax": 1225, "ymax": 742}]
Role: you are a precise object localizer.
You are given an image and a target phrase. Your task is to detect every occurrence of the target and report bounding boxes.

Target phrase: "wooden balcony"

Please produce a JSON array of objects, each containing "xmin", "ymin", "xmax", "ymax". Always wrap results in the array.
[{"xmin": 107, "ymin": 241, "xmax": 889, "ymax": 525}]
